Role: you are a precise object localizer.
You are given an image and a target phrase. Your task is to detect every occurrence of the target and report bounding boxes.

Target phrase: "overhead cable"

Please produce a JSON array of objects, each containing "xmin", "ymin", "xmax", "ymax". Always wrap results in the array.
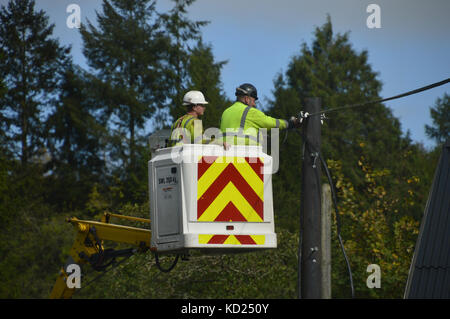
[{"xmin": 307, "ymin": 77, "xmax": 450, "ymax": 117}]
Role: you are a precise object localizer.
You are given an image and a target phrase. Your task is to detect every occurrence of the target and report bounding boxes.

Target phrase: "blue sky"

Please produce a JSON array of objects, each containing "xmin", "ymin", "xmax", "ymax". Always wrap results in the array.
[{"xmin": 5, "ymin": 0, "xmax": 449, "ymax": 148}]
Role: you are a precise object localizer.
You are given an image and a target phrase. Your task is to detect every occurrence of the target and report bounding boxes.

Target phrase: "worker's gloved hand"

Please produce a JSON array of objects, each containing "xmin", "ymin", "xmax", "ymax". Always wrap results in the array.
[{"xmin": 288, "ymin": 116, "xmax": 301, "ymax": 129}]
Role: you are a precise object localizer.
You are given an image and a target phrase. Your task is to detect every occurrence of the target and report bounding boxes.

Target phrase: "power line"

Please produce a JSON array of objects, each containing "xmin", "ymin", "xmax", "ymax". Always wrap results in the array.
[
  {"xmin": 294, "ymin": 78, "xmax": 448, "ymax": 299},
  {"xmin": 306, "ymin": 77, "xmax": 450, "ymax": 117}
]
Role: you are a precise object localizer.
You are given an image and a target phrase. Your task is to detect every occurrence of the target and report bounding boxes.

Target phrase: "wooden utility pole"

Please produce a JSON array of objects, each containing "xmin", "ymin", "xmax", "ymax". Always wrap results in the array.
[
  {"xmin": 321, "ymin": 183, "xmax": 332, "ymax": 299},
  {"xmin": 300, "ymin": 97, "xmax": 322, "ymax": 299}
]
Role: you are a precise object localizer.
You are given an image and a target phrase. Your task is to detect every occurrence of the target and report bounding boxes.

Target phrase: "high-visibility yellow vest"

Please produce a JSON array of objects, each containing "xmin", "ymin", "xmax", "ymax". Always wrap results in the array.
[
  {"xmin": 220, "ymin": 101, "xmax": 288, "ymax": 145},
  {"xmin": 168, "ymin": 114, "xmax": 203, "ymax": 146}
]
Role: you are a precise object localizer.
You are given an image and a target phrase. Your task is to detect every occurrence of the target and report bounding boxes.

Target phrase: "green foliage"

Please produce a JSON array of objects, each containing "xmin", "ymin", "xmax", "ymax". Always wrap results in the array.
[
  {"xmin": 0, "ymin": 0, "xmax": 70, "ymax": 165},
  {"xmin": 45, "ymin": 65, "xmax": 108, "ymax": 212},
  {"xmin": 327, "ymin": 156, "xmax": 420, "ymax": 298},
  {"xmin": 267, "ymin": 16, "xmax": 433, "ymax": 228},
  {"xmin": 80, "ymin": 0, "xmax": 171, "ymax": 179},
  {"xmin": 161, "ymin": 0, "xmax": 209, "ymax": 121},
  {"xmin": 186, "ymin": 40, "xmax": 231, "ymax": 129},
  {"xmin": 0, "ymin": 159, "xmax": 75, "ymax": 298},
  {"xmin": 0, "ymin": 65, "xmax": 6, "ymax": 147},
  {"xmin": 73, "ymin": 225, "xmax": 298, "ymax": 299},
  {"xmin": 0, "ymin": 2, "xmax": 442, "ymax": 299},
  {"xmin": 425, "ymin": 93, "xmax": 449, "ymax": 145}
]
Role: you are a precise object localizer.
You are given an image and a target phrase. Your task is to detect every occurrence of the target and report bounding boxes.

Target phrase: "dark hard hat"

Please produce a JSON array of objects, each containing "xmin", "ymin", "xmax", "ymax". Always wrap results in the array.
[{"xmin": 235, "ymin": 83, "xmax": 258, "ymax": 100}]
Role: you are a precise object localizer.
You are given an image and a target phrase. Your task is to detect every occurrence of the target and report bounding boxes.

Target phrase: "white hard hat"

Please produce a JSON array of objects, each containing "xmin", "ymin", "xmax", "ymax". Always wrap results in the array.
[{"xmin": 182, "ymin": 90, "xmax": 208, "ymax": 106}]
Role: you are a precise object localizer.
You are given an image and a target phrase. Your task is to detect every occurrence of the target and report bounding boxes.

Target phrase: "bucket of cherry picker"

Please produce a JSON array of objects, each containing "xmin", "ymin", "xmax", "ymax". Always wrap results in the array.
[{"xmin": 148, "ymin": 143, "xmax": 277, "ymax": 254}]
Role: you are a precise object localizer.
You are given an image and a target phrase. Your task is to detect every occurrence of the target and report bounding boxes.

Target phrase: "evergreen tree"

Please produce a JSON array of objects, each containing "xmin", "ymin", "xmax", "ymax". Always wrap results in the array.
[
  {"xmin": 80, "ymin": 0, "xmax": 175, "ymax": 201},
  {"xmin": 44, "ymin": 64, "xmax": 107, "ymax": 211},
  {"xmin": 186, "ymin": 40, "xmax": 230, "ymax": 129},
  {"xmin": 266, "ymin": 17, "xmax": 436, "ymax": 298},
  {"xmin": 425, "ymin": 93, "xmax": 449, "ymax": 145},
  {"xmin": 0, "ymin": 0, "xmax": 70, "ymax": 166},
  {"xmin": 81, "ymin": 0, "xmax": 170, "ymax": 176},
  {"xmin": 161, "ymin": 0, "xmax": 208, "ymax": 121},
  {"xmin": 0, "ymin": 63, "xmax": 7, "ymax": 155},
  {"xmin": 267, "ymin": 16, "xmax": 420, "ymax": 230}
]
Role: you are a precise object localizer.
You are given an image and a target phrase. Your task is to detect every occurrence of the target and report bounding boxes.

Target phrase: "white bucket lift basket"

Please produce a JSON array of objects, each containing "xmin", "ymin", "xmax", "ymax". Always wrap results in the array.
[{"xmin": 149, "ymin": 144, "xmax": 277, "ymax": 253}]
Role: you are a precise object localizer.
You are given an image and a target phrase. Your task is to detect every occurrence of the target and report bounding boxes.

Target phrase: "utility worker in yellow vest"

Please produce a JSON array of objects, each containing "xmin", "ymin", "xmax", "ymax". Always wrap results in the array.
[
  {"xmin": 169, "ymin": 90, "xmax": 230, "ymax": 149},
  {"xmin": 169, "ymin": 90, "xmax": 207, "ymax": 146},
  {"xmin": 220, "ymin": 83, "xmax": 300, "ymax": 145}
]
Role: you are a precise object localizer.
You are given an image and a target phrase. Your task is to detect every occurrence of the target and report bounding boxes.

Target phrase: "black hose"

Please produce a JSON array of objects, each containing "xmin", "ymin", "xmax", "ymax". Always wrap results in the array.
[
  {"xmin": 319, "ymin": 153, "xmax": 355, "ymax": 299},
  {"xmin": 154, "ymin": 252, "xmax": 179, "ymax": 273},
  {"xmin": 299, "ymin": 133, "xmax": 355, "ymax": 298}
]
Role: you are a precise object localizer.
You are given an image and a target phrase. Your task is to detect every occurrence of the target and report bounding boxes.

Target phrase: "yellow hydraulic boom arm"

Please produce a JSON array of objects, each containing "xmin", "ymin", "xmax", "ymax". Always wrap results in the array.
[{"xmin": 50, "ymin": 212, "xmax": 151, "ymax": 299}]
